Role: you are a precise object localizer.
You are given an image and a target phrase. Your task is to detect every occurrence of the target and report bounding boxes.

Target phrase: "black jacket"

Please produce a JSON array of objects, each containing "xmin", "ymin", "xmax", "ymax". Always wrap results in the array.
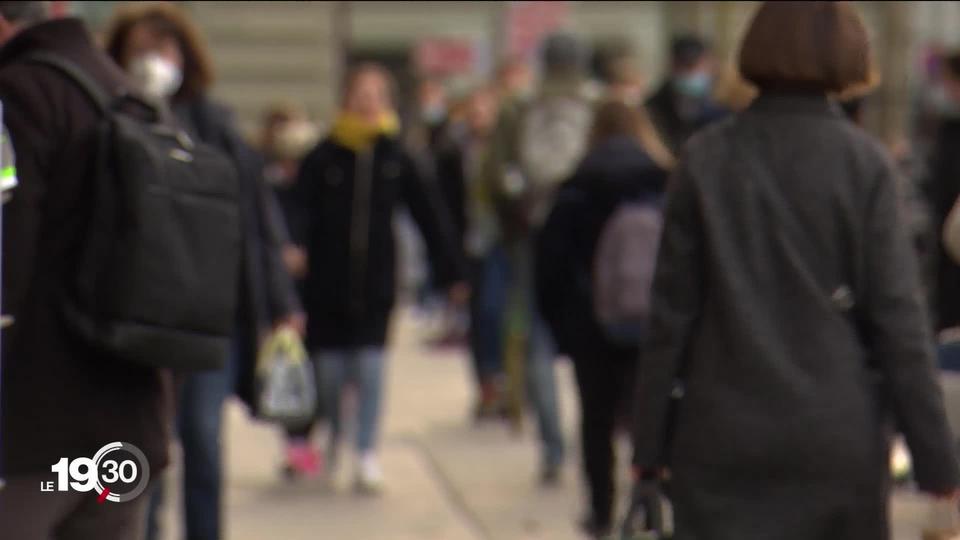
[
  {"xmin": 174, "ymin": 98, "xmax": 300, "ymax": 412},
  {"xmin": 929, "ymin": 117, "xmax": 960, "ymax": 330},
  {"xmin": 293, "ymin": 135, "xmax": 463, "ymax": 349},
  {"xmin": 0, "ymin": 19, "xmax": 171, "ymax": 474},
  {"xmin": 434, "ymin": 134, "xmax": 469, "ymax": 256},
  {"xmin": 536, "ymin": 136, "xmax": 668, "ymax": 358},
  {"xmin": 646, "ymin": 81, "xmax": 728, "ymax": 156},
  {"xmin": 633, "ymin": 93, "xmax": 959, "ymax": 539}
]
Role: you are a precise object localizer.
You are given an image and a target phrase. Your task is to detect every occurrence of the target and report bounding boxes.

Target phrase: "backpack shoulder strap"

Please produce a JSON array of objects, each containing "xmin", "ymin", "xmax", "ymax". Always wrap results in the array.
[{"xmin": 25, "ymin": 52, "xmax": 112, "ymax": 114}]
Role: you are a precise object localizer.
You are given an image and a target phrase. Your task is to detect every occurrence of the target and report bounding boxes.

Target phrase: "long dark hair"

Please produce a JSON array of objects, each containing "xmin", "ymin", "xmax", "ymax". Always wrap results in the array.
[{"xmin": 590, "ymin": 100, "xmax": 674, "ymax": 169}]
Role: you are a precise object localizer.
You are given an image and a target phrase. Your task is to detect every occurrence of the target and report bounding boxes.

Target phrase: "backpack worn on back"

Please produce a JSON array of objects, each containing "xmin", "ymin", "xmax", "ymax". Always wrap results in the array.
[
  {"xmin": 29, "ymin": 53, "xmax": 241, "ymax": 371},
  {"xmin": 517, "ymin": 95, "xmax": 592, "ymax": 225},
  {"xmin": 593, "ymin": 202, "xmax": 663, "ymax": 346}
]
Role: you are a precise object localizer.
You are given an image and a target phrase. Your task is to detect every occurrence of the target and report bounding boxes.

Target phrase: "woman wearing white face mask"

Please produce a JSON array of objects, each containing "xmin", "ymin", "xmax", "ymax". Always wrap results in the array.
[
  {"xmin": 127, "ymin": 52, "xmax": 183, "ymax": 100},
  {"xmin": 104, "ymin": 4, "xmax": 304, "ymax": 540}
]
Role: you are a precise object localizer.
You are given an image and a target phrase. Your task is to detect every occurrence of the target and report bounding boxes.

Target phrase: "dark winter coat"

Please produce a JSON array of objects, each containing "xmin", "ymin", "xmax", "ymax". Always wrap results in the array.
[
  {"xmin": 632, "ymin": 93, "xmax": 960, "ymax": 540},
  {"xmin": 928, "ymin": 117, "xmax": 960, "ymax": 331},
  {"xmin": 433, "ymin": 131, "xmax": 470, "ymax": 257},
  {"xmin": 646, "ymin": 81, "xmax": 728, "ymax": 156},
  {"xmin": 0, "ymin": 19, "xmax": 172, "ymax": 475},
  {"xmin": 535, "ymin": 136, "xmax": 668, "ymax": 359},
  {"xmin": 293, "ymin": 135, "xmax": 464, "ymax": 349},
  {"xmin": 174, "ymin": 98, "xmax": 301, "ymax": 411}
]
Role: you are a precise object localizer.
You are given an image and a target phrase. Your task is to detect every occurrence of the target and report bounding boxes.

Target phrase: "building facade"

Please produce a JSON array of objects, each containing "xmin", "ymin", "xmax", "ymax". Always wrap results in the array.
[{"xmin": 73, "ymin": 1, "xmax": 960, "ymax": 140}]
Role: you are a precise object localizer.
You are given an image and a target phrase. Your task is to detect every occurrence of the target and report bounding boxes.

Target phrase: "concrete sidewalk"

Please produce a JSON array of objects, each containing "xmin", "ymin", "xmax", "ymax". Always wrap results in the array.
[{"xmin": 154, "ymin": 310, "xmax": 936, "ymax": 539}]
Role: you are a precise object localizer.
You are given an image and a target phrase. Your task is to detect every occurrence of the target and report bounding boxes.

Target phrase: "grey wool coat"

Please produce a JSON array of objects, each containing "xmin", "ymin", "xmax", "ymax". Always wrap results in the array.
[{"xmin": 632, "ymin": 93, "xmax": 960, "ymax": 540}]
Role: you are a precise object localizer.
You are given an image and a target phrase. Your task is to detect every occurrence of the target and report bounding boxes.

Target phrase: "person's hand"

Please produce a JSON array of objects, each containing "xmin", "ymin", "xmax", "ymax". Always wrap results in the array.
[
  {"xmin": 448, "ymin": 282, "xmax": 471, "ymax": 306},
  {"xmin": 275, "ymin": 312, "xmax": 307, "ymax": 337},
  {"xmin": 282, "ymin": 245, "xmax": 308, "ymax": 280}
]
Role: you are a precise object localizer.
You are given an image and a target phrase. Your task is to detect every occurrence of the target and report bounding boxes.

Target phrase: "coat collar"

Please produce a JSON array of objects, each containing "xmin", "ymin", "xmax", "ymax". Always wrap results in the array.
[
  {"xmin": 0, "ymin": 18, "xmax": 93, "ymax": 68},
  {"xmin": 748, "ymin": 92, "xmax": 841, "ymax": 118}
]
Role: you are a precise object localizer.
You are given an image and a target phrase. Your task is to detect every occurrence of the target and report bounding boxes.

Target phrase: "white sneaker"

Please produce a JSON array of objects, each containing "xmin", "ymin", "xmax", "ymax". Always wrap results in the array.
[{"xmin": 355, "ymin": 451, "xmax": 384, "ymax": 495}]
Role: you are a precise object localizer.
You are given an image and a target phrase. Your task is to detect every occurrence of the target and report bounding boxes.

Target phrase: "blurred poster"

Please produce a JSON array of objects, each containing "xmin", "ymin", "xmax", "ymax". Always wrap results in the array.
[
  {"xmin": 51, "ymin": 1, "xmax": 71, "ymax": 17},
  {"xmin": 505, "ymin": 1, "xmax": 570, "ymax": 61},
  {"xmin": 414, "ymin": 38, "xmax": 477, "ymax": 76}
]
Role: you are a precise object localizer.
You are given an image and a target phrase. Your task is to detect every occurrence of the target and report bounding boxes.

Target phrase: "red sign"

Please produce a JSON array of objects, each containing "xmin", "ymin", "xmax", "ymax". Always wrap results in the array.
[
  {"xmin": 50, "ymin": 1, "xmax": 72, "ymax": 18},
  {"xmin": 414, "ymin": 39, "xmax": 476, "ymax": 76},
  {"xmin": 505, "ymin": 1, "xmax": 570, "ymax": 60}
]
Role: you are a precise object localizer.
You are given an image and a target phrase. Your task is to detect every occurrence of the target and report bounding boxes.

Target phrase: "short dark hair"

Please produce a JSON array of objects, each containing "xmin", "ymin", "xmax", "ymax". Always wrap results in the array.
[
  {"xmin": 739, "ymin": 1, "xmax": 871, "ymax": 93},
  {"xmin": 541, "ymin": 33, "xmax": 588, "ymax": 78},
  {"xmin": 0, "ymin": 1, "xmax": 49, "ymax": 25},
  {"xmin": 104, "ymin": 2, "xmax": 214, "ymax": 103},
  {"xmin": 671, "ymin": 35, "xmax": 708, "ymax": 70}
]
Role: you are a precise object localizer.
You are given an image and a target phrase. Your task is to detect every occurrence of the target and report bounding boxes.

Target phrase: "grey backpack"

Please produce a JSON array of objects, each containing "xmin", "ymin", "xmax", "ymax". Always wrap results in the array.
[
  {"xmin": 517, "ymin": 95, "xmax": 593, "ymax": 225},
  {"xmin": 593, "ymin": 202, "xmax": 663, "ymax": 345}
]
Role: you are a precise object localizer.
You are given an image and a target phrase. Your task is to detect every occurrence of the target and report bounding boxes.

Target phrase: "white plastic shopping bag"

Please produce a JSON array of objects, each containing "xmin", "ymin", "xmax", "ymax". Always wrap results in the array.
[{"xmin": 255, "ymin": 327, "xmax": 317, "ymax": 429}]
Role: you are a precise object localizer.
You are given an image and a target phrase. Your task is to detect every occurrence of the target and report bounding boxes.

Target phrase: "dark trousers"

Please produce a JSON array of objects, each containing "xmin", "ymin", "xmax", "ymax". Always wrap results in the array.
[
  {"xmin": 0, "ymin": 474, "xmax": 150, "ymax": 539},
  {"xmin": 571, "ymin": 344, "xmax": 638, "ymax": 527}
]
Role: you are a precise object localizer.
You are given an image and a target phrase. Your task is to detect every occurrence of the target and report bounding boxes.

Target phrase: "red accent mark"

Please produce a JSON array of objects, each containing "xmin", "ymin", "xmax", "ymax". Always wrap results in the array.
[{"xmin": 97, "ymin": 488, "xmax": 111, "ymax": 504}]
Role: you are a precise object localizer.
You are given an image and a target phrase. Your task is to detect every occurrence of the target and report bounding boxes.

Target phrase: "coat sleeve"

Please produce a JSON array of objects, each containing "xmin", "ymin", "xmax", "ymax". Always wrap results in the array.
[
  {"xmin": 0, "ymin": 74, "xmax": 54, "ymax": 351},
  {"xmin": 287, "ymin": 148, "xmax": 322, "ymax": 249},
  {"xmin": 434, "ymin": 144, "xmax": 468, "ymax": 239},
  {"xmin": 401, "ymin": 152, "xmax": 465, "ymax": 289},
  {"xmin": 632, "ymin": 159, "xmax": 705, "ymax": 469},
  {"xmin": 535, "ymin": 184, "xmax": 581, "ymax": 355},
  {"xmin": 479, "ymin": 101, "xmax": 520, "ymax": 200},
  {"xmin": 256, "ymin": 173, "xmax": 302, "ymax": 319},
  {"xmin": 479, "ymin": 100, "xmax": 525, "ymax": 237},
  {"xmin": 222, "ymin": 118, "xmax": 302, "ymax": 322},
  {"xmin": 861, "ymin": 160, "xmax": 960, "ymax": 493}
]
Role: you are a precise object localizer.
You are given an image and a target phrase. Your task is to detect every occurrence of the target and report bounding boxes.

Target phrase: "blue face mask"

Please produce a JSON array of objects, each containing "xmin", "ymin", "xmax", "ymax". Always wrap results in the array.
[
  {"xmin": 673, "ymin": 72, "xmax": 712, "ymax": 98},
  {"xmin": 421, "ymin": 105, "xmax": 446, "ymax": 125}
]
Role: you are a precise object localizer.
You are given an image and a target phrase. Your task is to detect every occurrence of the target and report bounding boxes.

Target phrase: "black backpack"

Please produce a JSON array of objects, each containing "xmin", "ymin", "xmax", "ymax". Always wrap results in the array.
[{"xmin": 28, "ymin": 53, "xmax": 241, "ymax": 371}]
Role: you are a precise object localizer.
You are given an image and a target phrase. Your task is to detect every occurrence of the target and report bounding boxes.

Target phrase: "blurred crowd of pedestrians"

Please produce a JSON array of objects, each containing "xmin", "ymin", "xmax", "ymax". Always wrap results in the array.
[{"xmin": 4, "ymin": 1, "xmax": 960, "ymax": 540}]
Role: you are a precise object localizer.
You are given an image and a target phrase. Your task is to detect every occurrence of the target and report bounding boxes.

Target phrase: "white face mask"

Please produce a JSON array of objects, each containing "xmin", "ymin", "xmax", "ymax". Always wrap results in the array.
[{"xmin": 129, "ymin": 53, "xmax": 183, "ymax": 100}]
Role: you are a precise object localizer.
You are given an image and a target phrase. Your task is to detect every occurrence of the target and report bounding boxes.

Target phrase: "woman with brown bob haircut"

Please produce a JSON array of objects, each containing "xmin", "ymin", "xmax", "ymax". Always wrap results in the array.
[
  {"xmin": 104, "ymin": 4, "xmax": 303, "ymax": 540},
  {"xmin": 631, "ymin": 2, "xmax": 960, "ymax": 539}
]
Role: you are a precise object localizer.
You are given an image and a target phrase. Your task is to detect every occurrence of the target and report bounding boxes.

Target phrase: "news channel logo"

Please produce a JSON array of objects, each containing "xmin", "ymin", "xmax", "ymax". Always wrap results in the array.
[{"xmin": 42, "ymin": 442, "xmax": 150, "ymax": 503}]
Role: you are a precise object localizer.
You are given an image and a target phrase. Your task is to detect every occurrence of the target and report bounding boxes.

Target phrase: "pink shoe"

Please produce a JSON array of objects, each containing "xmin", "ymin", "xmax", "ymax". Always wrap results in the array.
[{"xmin": 284, "ymin": 441, "xmax": 322, "ymax": 479}]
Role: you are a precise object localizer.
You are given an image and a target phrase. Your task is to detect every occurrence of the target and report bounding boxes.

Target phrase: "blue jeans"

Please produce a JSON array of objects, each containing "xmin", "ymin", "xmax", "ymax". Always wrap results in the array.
[
  {"xmin": 146, "ymin": 346, "xmax": 236, "ymax": 540},
  {"xmin": 506, "ymin": 238, "xmax": 564, "ymax": 467},
  {"xmin": 322, "ymin": 348, "xmax": 386, "ymax": 453},
  {"xmin": 527, "ymin": 310, "xmax": 564, "ymax": 467},
  {"xmin": 469, "ymin": 247, "xmax": 508, "ymax": 383}
]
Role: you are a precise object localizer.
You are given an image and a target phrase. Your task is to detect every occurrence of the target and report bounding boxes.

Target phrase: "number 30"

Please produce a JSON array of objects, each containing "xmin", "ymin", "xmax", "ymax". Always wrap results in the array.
[{"xmin": 101, "ymin": 460, "xmax": 138, "ymax": 483}]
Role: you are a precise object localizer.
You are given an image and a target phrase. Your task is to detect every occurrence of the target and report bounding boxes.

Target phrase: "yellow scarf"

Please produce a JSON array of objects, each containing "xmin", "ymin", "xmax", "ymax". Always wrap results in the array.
[{"xmin": 329, "ymin": 111, "xmax": 400, "ymax": 152}]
